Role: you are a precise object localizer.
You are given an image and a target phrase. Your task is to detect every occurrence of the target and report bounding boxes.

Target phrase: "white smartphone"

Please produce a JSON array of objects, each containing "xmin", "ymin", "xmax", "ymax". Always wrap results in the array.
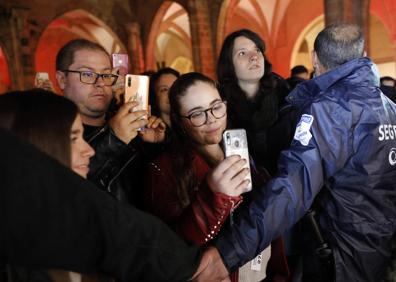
[{"xmin": 223, "ymin": 129, "xmax": 252, "ymax": 192}]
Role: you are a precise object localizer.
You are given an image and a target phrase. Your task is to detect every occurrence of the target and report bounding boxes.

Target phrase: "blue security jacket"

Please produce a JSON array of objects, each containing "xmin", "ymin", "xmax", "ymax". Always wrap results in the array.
[{"xmin": 215, "ymin": 57, "xmax": 396, "ymax": 282}]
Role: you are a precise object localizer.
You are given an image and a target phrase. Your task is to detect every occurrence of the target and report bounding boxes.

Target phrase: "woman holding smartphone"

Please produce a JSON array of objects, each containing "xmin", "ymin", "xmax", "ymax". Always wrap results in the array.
[{"xmin": 144, "ymin": 72, "xmax": 288, "ymax": 281}]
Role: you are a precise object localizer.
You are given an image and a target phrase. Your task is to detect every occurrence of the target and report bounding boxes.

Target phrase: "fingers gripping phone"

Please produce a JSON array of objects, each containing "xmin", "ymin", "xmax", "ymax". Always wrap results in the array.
[{"xmin": 223, "ymin": 129, "xmax": 252, "ymax": 192}]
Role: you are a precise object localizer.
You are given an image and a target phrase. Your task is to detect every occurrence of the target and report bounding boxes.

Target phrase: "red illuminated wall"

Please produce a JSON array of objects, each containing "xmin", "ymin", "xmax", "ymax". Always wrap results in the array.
[{"xmin": 0, "ymin": 47, "xmax": 11, "ymax": 93}]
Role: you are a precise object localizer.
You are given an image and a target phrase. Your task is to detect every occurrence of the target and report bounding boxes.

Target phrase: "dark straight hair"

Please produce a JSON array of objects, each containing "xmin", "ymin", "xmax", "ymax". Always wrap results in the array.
[
  {"xmin": 0, "ymin": 89, "xmax": 79, "ymax": 167},
  {"xmin": 56, "ymin": 39, "xmax": 110, "ymax": 71}
]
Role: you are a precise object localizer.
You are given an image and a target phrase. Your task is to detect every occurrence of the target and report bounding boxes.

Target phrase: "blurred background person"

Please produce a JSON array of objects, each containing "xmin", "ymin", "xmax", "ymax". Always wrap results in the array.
[
  {"xmin": 149, "ymin": 67, "xmax": 180, "ymax": 128},
  {"xmin": 380, "ymin": 76, "xmax": 396, "ymax": 103},
  {"xmin": 286, "ymin": 65, "xmax": 309, "ymax": 91}
]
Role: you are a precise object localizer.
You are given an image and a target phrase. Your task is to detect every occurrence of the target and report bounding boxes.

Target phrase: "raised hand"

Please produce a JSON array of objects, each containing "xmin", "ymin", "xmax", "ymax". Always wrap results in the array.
[
  {"xmin": 207, "ymin": 155, "xmax": 250, "ymax": 196},
  {"xmin": 108, "ymin": 101, "xmax": 148, "ymax": 144},
  {"xmin": 139, "ymin": 115, "xmax": 167, "ymax": 143}
]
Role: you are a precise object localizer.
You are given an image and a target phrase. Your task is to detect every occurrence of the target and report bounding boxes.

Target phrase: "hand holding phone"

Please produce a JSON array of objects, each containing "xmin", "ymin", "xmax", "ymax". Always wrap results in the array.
[
  {"xmin": 222, "ymin": 129, "xmax": 252, "ymax": 192},
  {"xmin": 125, "ymin": 74, "xmax": 150, "ymax": 131}
]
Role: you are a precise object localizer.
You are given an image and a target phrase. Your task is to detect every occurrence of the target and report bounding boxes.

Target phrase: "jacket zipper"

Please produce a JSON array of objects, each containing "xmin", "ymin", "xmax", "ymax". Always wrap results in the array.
[{"xmin": 106, "ymin": 152, "xmax": 138, "ymax": 193}]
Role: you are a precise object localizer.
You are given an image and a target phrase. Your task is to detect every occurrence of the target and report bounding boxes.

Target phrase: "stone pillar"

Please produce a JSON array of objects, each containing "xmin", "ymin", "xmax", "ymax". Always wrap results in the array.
[
  {"xmin": 324, "ymin": 0, "xmax": 370, "ymax": 54},
  {"xmin": 126, "ymin": 22, "xmax": 145, "ymax": 74},
  {"xmin": 187, "ymin": 0, "xmax": 216, "ymax": 78}
]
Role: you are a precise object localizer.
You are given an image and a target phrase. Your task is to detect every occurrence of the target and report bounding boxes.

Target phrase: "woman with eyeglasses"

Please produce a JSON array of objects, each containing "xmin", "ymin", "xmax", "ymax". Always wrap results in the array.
[{"xmin": 144, "ymin": 72, "xmax": 273, "ymax": 281}]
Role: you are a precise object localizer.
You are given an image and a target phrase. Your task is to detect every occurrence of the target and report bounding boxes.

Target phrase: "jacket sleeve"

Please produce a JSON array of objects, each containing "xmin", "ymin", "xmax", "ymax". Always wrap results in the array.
[
  {"xmin": 215, "ymin": 100, "xmax": 353, "ymax": 272},
  {"xmin": 144, "ymin": 160, "xmax": 242, "ymax": 246},
  {"xmin": 87, "ymin": 125, "xmax": 141, "ymax": 190},
  {"xmin": 0, "ymin": 129, "xmax": 201, "ymax": 282}
]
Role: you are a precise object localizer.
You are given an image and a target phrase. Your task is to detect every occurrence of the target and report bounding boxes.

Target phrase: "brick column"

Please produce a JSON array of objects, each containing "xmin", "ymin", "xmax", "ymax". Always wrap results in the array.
[
  {"xmin": 125, "ymin": 22, "xmax": 145, "ymax": 74},
  {"xmin": 324, "ymin": 0, "xmax": 370, "ymax": 53},
  {"xmin": 0, "ymin": 7, "xmax": 34, "ymax": 90},
  {"xmin": 187, "ymin": 0, "xmax": 216, "ymax": 78}
]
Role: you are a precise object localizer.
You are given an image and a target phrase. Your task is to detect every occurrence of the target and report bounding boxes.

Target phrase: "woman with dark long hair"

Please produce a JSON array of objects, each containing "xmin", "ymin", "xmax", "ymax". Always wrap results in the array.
[
  {"xmin": 217, "ymin": 29, "xmax": 296, "ymax": 176},
  {"xmin": 0, "ymin": 89, "xmax": 98, "ymax": 281},
  {"xmin": 144, "ymin": 72, "xmax": 289, "ymax": 281}
]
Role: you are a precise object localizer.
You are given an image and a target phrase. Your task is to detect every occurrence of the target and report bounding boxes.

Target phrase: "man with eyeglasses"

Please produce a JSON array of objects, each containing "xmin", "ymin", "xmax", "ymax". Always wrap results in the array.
[{"xmin": 55, "ymin": 39, "xmax": 166, "ymax": 206}]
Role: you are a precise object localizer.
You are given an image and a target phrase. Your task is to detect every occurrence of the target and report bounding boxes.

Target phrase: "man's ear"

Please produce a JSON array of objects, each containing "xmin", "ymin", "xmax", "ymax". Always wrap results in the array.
[
  {"xmin": 55, "ymin": 70, "xmax": 66, "ymax": 90},
  {"xmin": 311, "ymin": 51, "xmax": 322, "ymax": 76},
  {"xmin": 311, "ymin": 51, "xmax": 319, "ymax": 69}
]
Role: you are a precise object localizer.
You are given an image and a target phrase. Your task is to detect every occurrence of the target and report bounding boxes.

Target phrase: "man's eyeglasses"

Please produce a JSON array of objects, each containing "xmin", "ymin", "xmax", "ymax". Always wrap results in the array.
[
  {"xmin": 180, "ymin": 101, "xmax": 227, "ymax": 127},
  {"xmin": 62, "ymin": 70, "xmax": 118, "ymax": 86}
]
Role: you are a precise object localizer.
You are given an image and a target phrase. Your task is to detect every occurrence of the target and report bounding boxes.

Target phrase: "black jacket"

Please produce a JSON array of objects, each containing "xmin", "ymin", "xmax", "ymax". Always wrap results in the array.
[
  {"xmin": 222, "ymin": 73, "xmax": 298, "ymax": 175},
  {"xmin": 0, "ymin": 129, "xmax": 201, "ymax": 281},
  {"xmin": 84, "ymin": 124, "xmax": 146, "ymax": 208}
]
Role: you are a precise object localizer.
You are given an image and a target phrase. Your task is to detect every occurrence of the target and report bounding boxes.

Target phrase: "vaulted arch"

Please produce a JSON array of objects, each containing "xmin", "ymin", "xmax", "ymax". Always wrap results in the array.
[{"xmin": 146, "ymin": 1, "xmax": 193, "ymax": 73}]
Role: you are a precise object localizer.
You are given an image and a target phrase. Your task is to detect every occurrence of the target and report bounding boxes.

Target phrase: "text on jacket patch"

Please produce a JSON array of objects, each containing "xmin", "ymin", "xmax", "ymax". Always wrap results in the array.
[{"xmin": 378, "ymin": 124, "xmax": 396, "ymax": 141}]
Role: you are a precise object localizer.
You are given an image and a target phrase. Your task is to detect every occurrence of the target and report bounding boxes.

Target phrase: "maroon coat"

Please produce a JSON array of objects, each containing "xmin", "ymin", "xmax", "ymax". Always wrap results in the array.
[{"xmin": 144, "ymin": 151, "xmax": 242, "ymax": 245}]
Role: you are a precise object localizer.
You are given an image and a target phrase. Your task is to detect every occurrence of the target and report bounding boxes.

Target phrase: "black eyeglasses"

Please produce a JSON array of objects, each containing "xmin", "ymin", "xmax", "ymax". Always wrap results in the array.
[
  {"xmin": 62, "ymin": 70, "xmax": 118, "ymax": 86},
  {"xmin": 180, "ymin": 101, "xmax": 227, "ymax": 127}
]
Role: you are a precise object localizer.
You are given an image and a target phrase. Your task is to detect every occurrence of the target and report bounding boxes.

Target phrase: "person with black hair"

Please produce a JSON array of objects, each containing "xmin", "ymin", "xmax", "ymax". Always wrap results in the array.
[
  {"xmin": 286, "ymin": 65, "xmax": 309, "ymax": 91},
  {"xmin": 149, "ymin": 67, "xmax": 180, "ymax": 127},
  {"xmin": 217, "ymin": 29, "xmax": 296, "ymax": 176},
  {"xmin": 380, "ymin": 76, "xmax": 396, "ymax": 103},
  {"xmin": 0, "ymin": 89, "xmax": 203, "ymax": 282},
  {"xmin": 144, "ymin": 72, "xmax": 288, "ymax": 281}
]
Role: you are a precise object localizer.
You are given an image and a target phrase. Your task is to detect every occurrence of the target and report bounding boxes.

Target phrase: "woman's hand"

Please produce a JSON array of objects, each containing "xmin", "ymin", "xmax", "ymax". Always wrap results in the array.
[{"xmin": 207, "ymin": 155, "xmax": 250, "ymax": 196}]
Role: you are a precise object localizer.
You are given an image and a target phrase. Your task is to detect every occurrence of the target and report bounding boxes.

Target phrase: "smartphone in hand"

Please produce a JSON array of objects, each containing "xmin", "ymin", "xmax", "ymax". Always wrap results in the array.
[
  {"xmin": 125, "ymin": 74, "xmax": 150, "ymax": 130},
  {"xmin": 112, "ymin": 54, "xmax": 129, "ymax": 76},
  {"xmin": 223, "ymin": 129, "xmax": 252, "ymax": 192}
]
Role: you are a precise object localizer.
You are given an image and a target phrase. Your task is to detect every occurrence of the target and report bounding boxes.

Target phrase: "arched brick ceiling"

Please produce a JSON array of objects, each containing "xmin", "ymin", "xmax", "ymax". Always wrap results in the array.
[
  {"xmin": 149, "ymin": 1, "xmax": 193, "ymax": 72},
  {"xmin": 371, "ymin": 0, "xmax": 396, "ymax": 42}
]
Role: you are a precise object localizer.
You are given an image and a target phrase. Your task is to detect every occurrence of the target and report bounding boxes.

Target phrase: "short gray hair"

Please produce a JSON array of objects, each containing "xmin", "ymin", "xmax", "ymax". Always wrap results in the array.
[{"xmin": 314, "ymin": 23, "xmax": 364, "ymax": 70}]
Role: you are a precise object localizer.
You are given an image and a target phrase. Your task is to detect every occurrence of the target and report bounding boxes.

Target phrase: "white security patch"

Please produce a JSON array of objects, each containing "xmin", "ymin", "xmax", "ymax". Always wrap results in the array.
[{"xmin": 294, "ymin": 114, "xmax": 314, "ymax": 146}]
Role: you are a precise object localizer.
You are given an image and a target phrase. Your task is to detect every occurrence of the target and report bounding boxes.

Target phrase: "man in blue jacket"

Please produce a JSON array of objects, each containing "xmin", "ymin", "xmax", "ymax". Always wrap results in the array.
[{"xmin": 194, "ymin": 23, "xmax": 396, "ymax": 282}]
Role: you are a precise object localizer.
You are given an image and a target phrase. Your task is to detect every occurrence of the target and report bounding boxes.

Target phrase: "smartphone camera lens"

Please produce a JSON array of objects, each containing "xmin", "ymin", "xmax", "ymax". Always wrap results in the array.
[
  {"xmin": 226, "ymin": 132, "xmax": 231, "ymax": 145},
  {"xmin": 128, "ymin": 77, "xmax": 131, "ymax": 87}
]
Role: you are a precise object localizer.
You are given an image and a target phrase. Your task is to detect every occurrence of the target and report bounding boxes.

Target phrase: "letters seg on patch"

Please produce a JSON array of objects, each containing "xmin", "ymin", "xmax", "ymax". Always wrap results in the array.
[{"xmin": 294, "ymin": 114, "xmax": 314, "ymax": 146}]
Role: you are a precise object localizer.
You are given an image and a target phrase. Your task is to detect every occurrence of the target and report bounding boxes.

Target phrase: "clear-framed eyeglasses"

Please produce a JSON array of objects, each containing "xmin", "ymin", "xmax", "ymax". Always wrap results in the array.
[
  {"xmin": 180, "ymin": 101, "xmax": 227, "ymax": 127},
  {"xmin": 61, "ymin": 70, "xmax": 118, "ymax": 86}
]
